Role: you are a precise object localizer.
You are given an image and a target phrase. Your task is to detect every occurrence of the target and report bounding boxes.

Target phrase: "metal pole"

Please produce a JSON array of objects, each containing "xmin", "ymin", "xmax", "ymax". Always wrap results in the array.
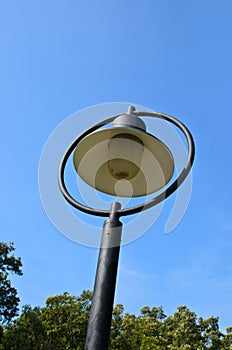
[{"xmin": 85, "ymin": 202, "xmax": 123, "ymax": 350}]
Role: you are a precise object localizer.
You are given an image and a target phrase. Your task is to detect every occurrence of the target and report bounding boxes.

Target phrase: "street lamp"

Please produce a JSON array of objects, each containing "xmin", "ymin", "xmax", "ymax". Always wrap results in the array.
[{"xmin": 58, "ymin": 106, "xmax": 195, "ymax": 350}]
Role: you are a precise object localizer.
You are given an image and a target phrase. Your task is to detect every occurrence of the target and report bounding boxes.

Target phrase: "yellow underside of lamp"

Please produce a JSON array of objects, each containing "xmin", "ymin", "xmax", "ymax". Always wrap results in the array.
[{"xmin": 73, "ymin": 127, "xmax": 174, "ymax": 197}]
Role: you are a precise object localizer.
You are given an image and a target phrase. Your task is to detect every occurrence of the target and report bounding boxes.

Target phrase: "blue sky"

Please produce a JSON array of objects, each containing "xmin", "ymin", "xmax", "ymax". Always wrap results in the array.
[{"xmin": 1, "ymin": 0, "xmax": 232, "ymax": 331}]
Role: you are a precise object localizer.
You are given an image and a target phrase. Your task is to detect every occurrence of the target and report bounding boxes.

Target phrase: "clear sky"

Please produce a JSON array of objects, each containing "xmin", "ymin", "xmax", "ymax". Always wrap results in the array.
[{"xmin": 1, "ymin": 0, "xmax": 232, "ymax": 332}]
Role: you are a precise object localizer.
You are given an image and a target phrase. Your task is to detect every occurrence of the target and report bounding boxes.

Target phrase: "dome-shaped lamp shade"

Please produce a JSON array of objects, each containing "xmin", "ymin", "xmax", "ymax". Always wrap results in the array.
[{"xmin": 73, "ymin": 125, "xmax": 175, "ymax": 198}]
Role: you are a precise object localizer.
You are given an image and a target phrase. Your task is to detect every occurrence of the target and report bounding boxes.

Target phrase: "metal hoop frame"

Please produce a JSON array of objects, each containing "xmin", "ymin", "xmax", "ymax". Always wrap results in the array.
[{"xmin": 58, "ymin": 111, "xmax": 195, "ymax": 218}]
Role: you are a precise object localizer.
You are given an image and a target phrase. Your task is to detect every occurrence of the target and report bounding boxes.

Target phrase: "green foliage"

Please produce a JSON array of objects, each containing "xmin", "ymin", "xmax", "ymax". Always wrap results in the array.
[
  {"xmin": 198, "ymin": 315, "xmax": 225, "ymax": 349},
  {"xmin": 2, "ymin": 305, "xmax": 44, "ymax": 350},
  {"xmin": 221, "ymin": 327, "xmax": 232, "ymax": 349},
  {"xmin": 42, "ymin": 291, "xmax": 92, "ymax": 350},
  {"xmin": 1, "ymin": 289, "xmax": 232, "ymax": 349},
  {"xmin": 1, "ymin": 242, "xmax": 230, "ymax": 349},
  {"xmin": 109, "ymin": 303, "xmax": 232, "ymax": 350},
  {"xmin": 109, "ymin": 304, "xmax": 232, "ymax": 350},
  {"xmin": 2, "ymin": 291, "xmax": 92, "ymax": 350},
  {"xmin": 0, "ymin": 242, "xmax": 22, "ymax": 324},
  {"xmin": 165, "ymin": 305, "xmax": 203, "ymax": 349}
]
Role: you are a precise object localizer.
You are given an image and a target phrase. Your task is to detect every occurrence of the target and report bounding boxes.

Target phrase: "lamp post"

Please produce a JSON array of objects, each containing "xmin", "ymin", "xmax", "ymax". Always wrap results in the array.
[{"xmin": 58, "ymin": 106, "xmax": 195, "ymax": 350}]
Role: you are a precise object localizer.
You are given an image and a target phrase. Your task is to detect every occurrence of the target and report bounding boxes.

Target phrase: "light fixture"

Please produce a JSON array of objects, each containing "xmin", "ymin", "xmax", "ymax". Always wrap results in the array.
[
  {"xmin": 58, "ymin": 105, "xmax": 195, "ymax": 350},
  {"xmin": 73, "ymin": 108, "xmax": 174, "ymax": 197}
]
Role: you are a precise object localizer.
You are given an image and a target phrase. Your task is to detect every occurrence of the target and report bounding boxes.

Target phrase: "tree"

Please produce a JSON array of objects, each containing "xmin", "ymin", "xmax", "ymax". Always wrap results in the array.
[
  {"xmin": 1, "ymin": 290, "xmax": 231, "ymax": 349},
  {"xmin": 198, "ymin": 315, "xmax": 225, "ymax": 350},
  {"xmin": 165, "ymin": 305, "xmax": 205, "ymax": 349},
  {"xmin": 42, "ymin": 290, "xmax": 92, "ymax": 350},
  {"xmin": 1, "ymin": 305, "xmax": 45, "ymax": 350},
  {"xmin": 0, "ymin": 242, "xmax": 22, "ymax": 324},
  {"xmin": 221, "ymin": 327, "xmax": 232, "ymax": 349},
  {"xmin": 2, "ymin": 291, "xmax": 92, "ymax": 350}
]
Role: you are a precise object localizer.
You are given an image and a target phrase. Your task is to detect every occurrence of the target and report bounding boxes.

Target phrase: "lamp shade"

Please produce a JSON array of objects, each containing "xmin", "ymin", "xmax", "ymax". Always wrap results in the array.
[{"xmin": 73, "ymin": 119, "xmax": 174, "ymax": 197}]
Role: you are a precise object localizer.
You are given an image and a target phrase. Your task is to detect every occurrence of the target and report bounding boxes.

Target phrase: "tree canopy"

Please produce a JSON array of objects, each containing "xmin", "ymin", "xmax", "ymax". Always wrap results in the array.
[
  {"xmin": 0, "ymin": 242, "xmax": 23, "ymax": 324},
  {"xmin": 1, "ymin": 243, "xmax": 231, "ymax": 349},
  {"xmin": 1, "ymin": 291, "xmax": 232, "ymax": 350}
]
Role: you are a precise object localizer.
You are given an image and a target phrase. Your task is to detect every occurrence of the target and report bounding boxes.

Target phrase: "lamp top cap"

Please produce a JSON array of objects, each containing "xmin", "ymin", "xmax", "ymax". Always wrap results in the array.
[{"xmin": 112, "ymin": 105, "xmax": 146, "ymax": 132}]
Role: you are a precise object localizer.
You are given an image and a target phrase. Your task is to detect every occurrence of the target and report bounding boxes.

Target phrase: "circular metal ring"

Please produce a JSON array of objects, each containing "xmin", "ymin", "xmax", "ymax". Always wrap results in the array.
[{"xmin": 58, "ymin": 111, "xmax": 195, "ymax": 217}]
